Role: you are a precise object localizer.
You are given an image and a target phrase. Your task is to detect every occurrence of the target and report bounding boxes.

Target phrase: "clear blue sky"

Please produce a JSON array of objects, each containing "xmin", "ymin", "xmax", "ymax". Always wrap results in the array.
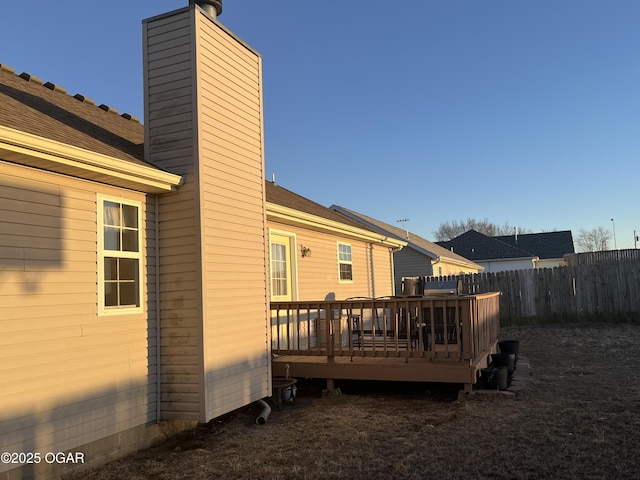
[{"xmin": 2, "ymin": 1, "xmax": 638, "ymax": 249}]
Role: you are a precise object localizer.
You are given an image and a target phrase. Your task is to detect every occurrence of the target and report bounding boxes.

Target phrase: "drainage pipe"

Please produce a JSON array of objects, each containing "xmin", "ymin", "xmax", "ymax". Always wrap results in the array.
[{"xmin": 255, "ymin": 399, "xmax": 271, "ymax": 425}]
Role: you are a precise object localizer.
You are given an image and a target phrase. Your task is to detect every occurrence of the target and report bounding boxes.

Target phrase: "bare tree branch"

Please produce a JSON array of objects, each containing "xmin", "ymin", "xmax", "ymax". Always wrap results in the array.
[
  {"xmin": 575, "ymin": 227, "xmax": 612, "ymax": 252},
  {"xmin": 434, "ymin": 219, "xmax": 531, "ymax": 241}
]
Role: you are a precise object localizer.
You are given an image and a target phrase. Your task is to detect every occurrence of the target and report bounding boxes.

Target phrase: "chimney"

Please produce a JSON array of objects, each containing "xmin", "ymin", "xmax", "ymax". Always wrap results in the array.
[
  {"xmin": 143, "ymin": 1, "xmax": 269, "ymax": 422},
  {"xmin": 190, "ymin": 0, "xmax": 223, "ymax": 17}
]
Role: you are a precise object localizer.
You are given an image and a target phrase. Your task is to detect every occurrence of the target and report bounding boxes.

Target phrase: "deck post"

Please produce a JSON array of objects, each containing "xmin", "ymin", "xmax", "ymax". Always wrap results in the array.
[{"xmin": 326, "ymin": 378, "xmax": 335, "ymax": 391}]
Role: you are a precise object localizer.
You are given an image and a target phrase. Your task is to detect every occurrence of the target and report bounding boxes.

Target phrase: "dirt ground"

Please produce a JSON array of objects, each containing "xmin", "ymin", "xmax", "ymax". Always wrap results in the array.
[{"xmin": 66, "ymin": 323, "xmax": 640, "ymax": 480}]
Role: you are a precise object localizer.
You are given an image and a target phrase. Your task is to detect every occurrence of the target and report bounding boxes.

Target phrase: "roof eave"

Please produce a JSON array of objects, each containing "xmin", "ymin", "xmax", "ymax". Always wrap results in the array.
[
  {"xmin": 435, "ymin": 255, "xmax": 484, "ymax": 270},
  {"xmin": 0, "ymin": 125, "xmax": 182, "ymax": 194},
  {"xmin": 267, "ymin": 202, "xmax": 406, "ymax": 249},
  {"xmin": 479, "ymin": 256, "xmax": 539, "ymax": 263}
]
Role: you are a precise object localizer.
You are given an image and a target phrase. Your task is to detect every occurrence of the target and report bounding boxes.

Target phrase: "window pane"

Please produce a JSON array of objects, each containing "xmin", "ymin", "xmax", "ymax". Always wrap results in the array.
[
  {"xmin": 104, "ymin": 227, "xmax": 120, "ymax": 251},
  {"xmin": 119, "ymin": 282, "xmax": 137, "ymax": 306},
  {"xmin": 122, "ymin": 229, "xmax": 139, "ymax": 252},
  {"xmin": 122, "ymin": 205, "xmax": 138, "ymax": 228},
  {"xmin": 104, "ymin": 258, "xmax": 117, "ymax": 280},
  {"xmin": 119, "ymin": 258, "xmax": 138, "ymax": 281},
  {"xmin": 273, "ymin": 278, "xmax": 287, "ymax": 297},
  {"xmin": 270, "ymin": 243, "xmax": 288, "ymax": 297},
  {"xmin": 338, "ymin": 244, "xmax": 352, "ymax": 261},
  {"xmin": 340, "ymin": 264, "xmax": 353, "ymax": 281},
  {"xmin": 271, "ymin": 263, "xmax": 283, "ymax": 278},
  {"xmin": 104, "ymin": 202, "xmax": 121, "ymax": 226},
  {"xmin": 271, "ymin": 244, "xmax": 284, "ymax": 262},
  {"xmin": 104, "ymin": 282, "xmax": 118, "ymax": 306}
]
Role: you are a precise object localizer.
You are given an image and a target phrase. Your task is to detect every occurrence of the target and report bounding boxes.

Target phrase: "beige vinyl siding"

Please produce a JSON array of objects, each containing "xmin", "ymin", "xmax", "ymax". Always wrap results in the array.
[
  {"xmin": 0, "ymin": 161, "xmax": 156, "ymax": 475},
  {"xmin": 437, "ymin": 259, "xmax": 481, "ymax": 276},
  {"xmin": 144, "ymin": 9, "xmax": 202, "ymax": 421},
  {"xmin": 145, "ymin": 6, "xmax": 271, "ymax": 422},
  {"xmin": 266, "ymin": 221, "xmax": 396, "ymax": 301},
  {"xmin": 369, "ymin": 241, "xmax": 396, "ymax": 297},
  {"xmin": 194, "ymin": 12, "xmax": 270, "ymax": 420}
]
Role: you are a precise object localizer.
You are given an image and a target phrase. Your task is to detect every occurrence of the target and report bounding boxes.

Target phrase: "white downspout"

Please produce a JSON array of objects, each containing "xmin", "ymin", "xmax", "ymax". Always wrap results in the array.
[{"xmin": 155, "ymin": 194, "xmax": 161, "ymax": 423}]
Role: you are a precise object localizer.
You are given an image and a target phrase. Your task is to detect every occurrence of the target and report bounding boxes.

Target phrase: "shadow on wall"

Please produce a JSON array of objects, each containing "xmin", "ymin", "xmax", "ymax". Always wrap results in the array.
[
  {"xmin": 0, "ymin": 377, "xmax": 159, "ymax": 479},
  {"xmin": 0, "ymin": 176, "xmax": 64, "ymax": 293},
  {"xmin": 0, "ymin": 350, "xmax": 272, "ymax": 479}
]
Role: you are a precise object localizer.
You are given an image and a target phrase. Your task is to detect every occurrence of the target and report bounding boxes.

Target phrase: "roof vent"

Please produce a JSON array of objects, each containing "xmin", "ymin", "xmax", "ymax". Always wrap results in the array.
[
  {"xmin": 43, "ymin": 82, "xmax": 67, "ymax": 94},
  {"xmin": 19, "ymin": 72, "xmax": 44, "ymax": 85},
  {"xmin": 73, "ymin": 93, "xmax": 96, "ymax": 105},
  {"xmin": 191, "ymin": 0, "xmax": 222, "ymax": 17},
  {"xmin": 98, "ymin": 104, "xmax": 119, "ymax": 115},
  {"xmin": 121, "ymin": 113, "xmax": 140, "ymax": 123}
]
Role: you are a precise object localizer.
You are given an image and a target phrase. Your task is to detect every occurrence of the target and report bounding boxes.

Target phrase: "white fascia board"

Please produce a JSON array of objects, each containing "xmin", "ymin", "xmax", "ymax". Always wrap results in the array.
[
  {"xmin": 266, "ymin": 202, "xmax": 406, "ymax": 249},
  {"xmin": 480, "ymin": 256, "xmax": 539, "ymax": 263},
  {"xmin": 438, "ymin": 255, "xmax": 485, "ymax": 270},
  {"xmin": 0, "ymin": 126, "xmax": 182, "ymax": 193}
]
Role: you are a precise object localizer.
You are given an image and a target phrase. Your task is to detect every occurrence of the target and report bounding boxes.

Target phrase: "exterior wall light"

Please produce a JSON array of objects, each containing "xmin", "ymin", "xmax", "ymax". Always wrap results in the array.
[{"xmin": 301, "ymin": 245, "xmax": 312, "ymax": 258}]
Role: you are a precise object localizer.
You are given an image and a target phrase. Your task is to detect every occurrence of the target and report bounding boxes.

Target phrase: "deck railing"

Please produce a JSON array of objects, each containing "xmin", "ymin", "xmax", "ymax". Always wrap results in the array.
[{"xmin": 270, "ymin": 293, "xmax": 500, "ymax": 363}]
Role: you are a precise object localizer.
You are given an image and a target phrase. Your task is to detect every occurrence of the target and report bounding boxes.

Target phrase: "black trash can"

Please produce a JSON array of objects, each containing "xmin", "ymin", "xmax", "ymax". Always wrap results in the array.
[
  {"xmin": 498, "ymin": 340, "xmax": 520, "ymax": 362},
  {"xmin": 490, "ymin": 366, "xmax": 509, "ymax": 390},
  {"xmin": 491, "ymin": 353, "xmax": 516, "ymax": 376}
]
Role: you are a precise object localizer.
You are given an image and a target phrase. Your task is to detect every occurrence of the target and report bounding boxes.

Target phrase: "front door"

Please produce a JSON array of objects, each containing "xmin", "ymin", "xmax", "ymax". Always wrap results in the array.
[{"xmin": 270, "ymin": 233, "xmax": 294, "ymax": 301}]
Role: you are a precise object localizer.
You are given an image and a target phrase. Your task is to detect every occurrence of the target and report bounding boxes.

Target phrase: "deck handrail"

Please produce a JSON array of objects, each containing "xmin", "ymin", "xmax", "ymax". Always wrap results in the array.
[{"xmin": 270, "ymin": 293, "xmax": 500, "ymax": 364}]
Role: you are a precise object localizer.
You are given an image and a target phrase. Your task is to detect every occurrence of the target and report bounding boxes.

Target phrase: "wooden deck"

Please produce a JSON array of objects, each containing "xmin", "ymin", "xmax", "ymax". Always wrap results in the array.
[{"xmin": 271, "ymin": 293, "xmax": 501, "ymax": 391}]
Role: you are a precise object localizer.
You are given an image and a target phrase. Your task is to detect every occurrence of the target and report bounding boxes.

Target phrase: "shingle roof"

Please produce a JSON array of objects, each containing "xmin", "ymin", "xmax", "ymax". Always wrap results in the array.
[
  {"xmin": 265, "ymin": 182, "xmax": 376, "ymax": 231},
  {"xmin": 493, "ymin": 231, "xmax": 575, "ymax": 259},
  {"xmin": 330, "ymin": 205, "xmax": 483, "ymax": 269},
  {"xmin": 436, "ymin": 230, "xmax": 537, "ymax": 261},
  {"xmin": 0, "ymin": 64, "xmax": 150, "ymax": 167}
]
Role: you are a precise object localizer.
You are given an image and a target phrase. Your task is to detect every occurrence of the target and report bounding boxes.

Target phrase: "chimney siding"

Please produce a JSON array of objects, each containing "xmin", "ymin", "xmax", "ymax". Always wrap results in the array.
[{"xmin": 144, "ymin": 5, "xmax": 270, "ymax": 423}]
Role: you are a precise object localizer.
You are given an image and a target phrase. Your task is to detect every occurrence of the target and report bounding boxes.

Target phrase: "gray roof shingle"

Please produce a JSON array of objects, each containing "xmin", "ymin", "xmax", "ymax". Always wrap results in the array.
[
  {"xmin": 330, "ymin": 205, "xmax": 482, "ymax": 268},
  {"xmin": 265, "ymin": 182, "xmax": 379, "ymax": 231},
  {"xmin": 436, "ymin": 230, "xmax": 575, "ymax": 261},
  {"xmin": 0, "ymin": 64, "xmax": 149, "ymax": 167},
  {"xmin": 494, "ymin": 231, "xmax": 575, "ymax": 259},
  {"xmin": 436, "ymin": 230, "xmax": 536, "ymax": 261}
]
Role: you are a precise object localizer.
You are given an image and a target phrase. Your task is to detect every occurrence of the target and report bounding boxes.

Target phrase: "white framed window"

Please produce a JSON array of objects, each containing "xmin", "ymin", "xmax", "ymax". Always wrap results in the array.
[
  {"xmin": 337, "ymin": 242, "xmax": 353, "ymax": 282},
  {"xmin": 269, "ymin": 231, "xmax": 296, "ymax": 301},
  {"xmin": 271, "ymin": 243, "xmax": 289, "ymax": 298},
  {"xmin": 97, "ymin": 195, "xmax": 143, "ymax": 315}
]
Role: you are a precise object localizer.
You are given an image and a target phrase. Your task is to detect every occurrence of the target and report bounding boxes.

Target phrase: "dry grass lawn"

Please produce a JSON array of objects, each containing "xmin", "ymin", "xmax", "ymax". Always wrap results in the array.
[{"xmin": 66, "ymin": 323, "xmax": 640, "ymax": 479}]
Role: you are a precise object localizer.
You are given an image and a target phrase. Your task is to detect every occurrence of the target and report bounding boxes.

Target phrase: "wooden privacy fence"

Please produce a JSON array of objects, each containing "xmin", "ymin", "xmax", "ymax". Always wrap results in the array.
[{"xmin": 426, "ymin": 260, "xmax": 640, "ymax": 325}]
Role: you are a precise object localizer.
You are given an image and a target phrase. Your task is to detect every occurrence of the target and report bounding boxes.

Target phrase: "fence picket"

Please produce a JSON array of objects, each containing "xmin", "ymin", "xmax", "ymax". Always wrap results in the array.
[{"xmin": 427, "ymin": 251, "xmax": 640, "ymax": 325}]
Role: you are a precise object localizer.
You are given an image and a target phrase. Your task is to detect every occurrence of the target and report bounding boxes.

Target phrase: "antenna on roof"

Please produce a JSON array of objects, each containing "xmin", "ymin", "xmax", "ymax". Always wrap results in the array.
[{"xmin": 397, "ymin": 218, "xmax": 410, "ymax": 240}]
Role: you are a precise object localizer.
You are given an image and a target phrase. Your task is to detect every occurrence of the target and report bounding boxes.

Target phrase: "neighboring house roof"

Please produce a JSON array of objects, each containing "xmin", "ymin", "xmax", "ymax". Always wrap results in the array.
[
  {"xmin": 0, "ymin": 63, "xmax": 181, "ymax": 193},
  {"xmin": 493, "ymin": 231, "xmax": 575, "ymax": 259},
  {"xmin": 266, "ymin": 183, "xmax": 406, "ymax": 249},
  {"xmin": 436, "ymin": 230, "xmax": 575, "ymax": 263},
  {"xmin": 330, "ymin": 205, "xmax": 483, "ymax": 270},
  {"xmin": 436, "ymin": 229, "xmax": 537, "ymax": 262}
]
